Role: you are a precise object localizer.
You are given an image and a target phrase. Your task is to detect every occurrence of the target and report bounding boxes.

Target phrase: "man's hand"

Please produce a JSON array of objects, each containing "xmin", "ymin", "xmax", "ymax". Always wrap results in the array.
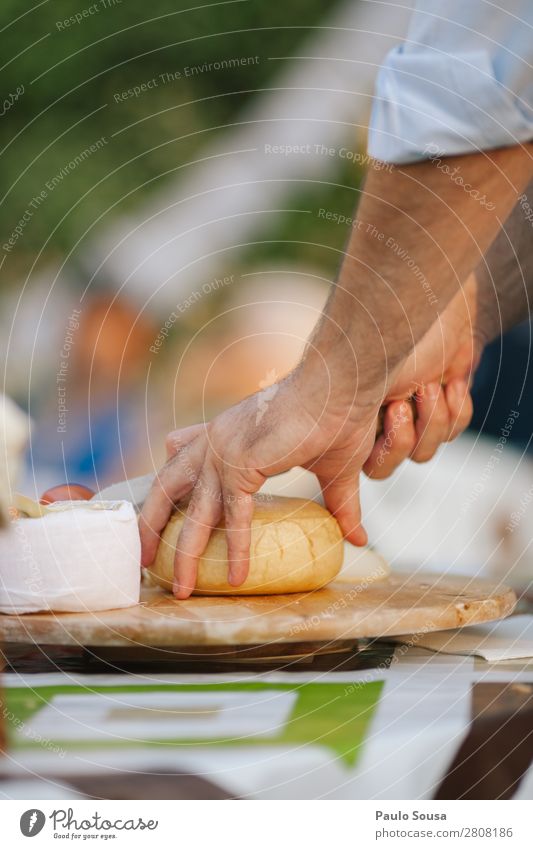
[
  {"xmin": 363, "ymin": 170, "xmax": 533, "ymax": 479},
  {"xmin": 140, "ymin": 376, "xmax": 379, "ymax": 598},
  {"xmin": 363, "ymin": 379, "xmax": 473, "ymax": 478},
  {"xmin": 364, "ymin": 272, "xmax": 481, "ymax": 477},
  {"xmin": 140, "ymin": 148, "xmax": 533, "ymax": 598}
]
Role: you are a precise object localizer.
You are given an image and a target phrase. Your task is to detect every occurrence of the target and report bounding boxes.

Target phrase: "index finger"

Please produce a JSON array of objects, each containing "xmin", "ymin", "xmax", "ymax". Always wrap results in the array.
[
  {"xmin": 139, "ymin": 450, "xmax": 198, "ymax": 567},
  {"xmin": 165, "ymin": 423, "xmax": 206, "ymax": 459},
  {"xmin": 139, "ymin": 427, "xmax": 210, "ymax": 566}
]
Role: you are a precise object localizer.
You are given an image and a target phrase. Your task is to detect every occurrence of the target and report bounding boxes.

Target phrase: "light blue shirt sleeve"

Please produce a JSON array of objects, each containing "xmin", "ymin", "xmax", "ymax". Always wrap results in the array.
[{"xmin": 368, "ymin": 0, "xmax": 533, "ymax": 163}]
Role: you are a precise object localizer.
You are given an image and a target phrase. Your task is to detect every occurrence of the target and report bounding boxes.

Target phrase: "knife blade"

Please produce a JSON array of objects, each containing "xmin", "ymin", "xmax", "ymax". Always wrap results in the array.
[{"xmin": 94, "ymin": 472, "xmax": 155, "ymax": 511}]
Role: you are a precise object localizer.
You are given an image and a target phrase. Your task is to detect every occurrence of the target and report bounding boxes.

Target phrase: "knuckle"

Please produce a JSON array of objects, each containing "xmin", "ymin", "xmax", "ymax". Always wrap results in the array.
[
  {"xmin": 165, "ymin": 431, "xmax": 180, "ymax": 455},
  {"xmin": 208, "ymin": 419, "xmax": 227, "ymax": 449},
  {"xmin": 412, "ymin": 446, "xmax": 436, "ymax": 463}
]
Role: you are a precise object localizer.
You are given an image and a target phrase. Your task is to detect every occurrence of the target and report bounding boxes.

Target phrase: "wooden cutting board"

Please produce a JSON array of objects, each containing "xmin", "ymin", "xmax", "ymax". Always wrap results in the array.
[{"xmin": 0, "ymin": 572, "xmax": 516, "ymax": 648}]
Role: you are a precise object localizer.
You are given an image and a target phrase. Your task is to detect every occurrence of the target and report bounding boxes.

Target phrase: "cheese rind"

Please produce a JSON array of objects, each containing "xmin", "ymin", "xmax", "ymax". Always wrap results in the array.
[{"xmin": 148, "ymin": 494, "xmax": 344, "ymax": 595}]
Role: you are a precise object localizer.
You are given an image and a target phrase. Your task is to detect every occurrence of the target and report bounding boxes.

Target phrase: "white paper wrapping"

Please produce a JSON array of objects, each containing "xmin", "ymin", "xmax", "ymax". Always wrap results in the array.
[
  {"xmin": 0, "ymin": 500, "xmax": 141, "ymax": 613},
  {"xmin": 337, "ymin": 543, "xmax": 391, "ymax": 583},
  {"xmin": 394, "ymin": 615, "xmax": 533, "ymax": 662},
  {"xmin": 0, "ymin": 394, "xmax": 30, "ymax": 526}
]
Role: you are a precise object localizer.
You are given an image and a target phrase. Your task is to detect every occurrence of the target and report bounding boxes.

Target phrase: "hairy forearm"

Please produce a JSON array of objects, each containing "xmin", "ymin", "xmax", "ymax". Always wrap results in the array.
[
  {"xmin": 301, "ymin": 145, "xmax": 533, "ymax": 410},
  {"xmin": 474, "ymin": 179, "xmax": 533, "ymax": 345}
]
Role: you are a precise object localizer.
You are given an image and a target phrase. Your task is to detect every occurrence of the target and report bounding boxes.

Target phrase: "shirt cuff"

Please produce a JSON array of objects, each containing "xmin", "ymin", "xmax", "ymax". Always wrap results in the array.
[{"xmin": 368, "ymin": 46, "xmax": 533, "ymax": 164}]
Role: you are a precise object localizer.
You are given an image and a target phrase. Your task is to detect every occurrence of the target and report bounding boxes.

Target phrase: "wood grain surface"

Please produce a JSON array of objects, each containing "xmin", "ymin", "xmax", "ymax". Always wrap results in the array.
[{"xmin": 0, "ymin": 572, "xmax": 516, "ymax": 648}]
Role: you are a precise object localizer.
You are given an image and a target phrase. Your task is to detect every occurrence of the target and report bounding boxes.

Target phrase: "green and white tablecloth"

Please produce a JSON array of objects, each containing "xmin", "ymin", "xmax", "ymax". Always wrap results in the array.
[{"xmin": 3, "ymin": 637, "xmax": 533, "ymax": 800}]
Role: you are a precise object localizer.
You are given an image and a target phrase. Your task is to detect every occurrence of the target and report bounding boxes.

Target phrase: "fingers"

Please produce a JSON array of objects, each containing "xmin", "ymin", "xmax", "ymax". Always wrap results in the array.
[
  {"xmin": 165, "ymin": 423, "xmax": 206, "ymax": 459},
  {"xmin": 444, "ymin": 378, "xmax": 473, "ymax": 441},
  {"xmin": 139, "ymin": 474, "xmax": 178, "ymax": 568},
  {"xmin": 363, "ymin": 380, "xmax": 474, "ymax": 481},
  {"xmin": 318, "ymin": 473, "xmax": 367, "ymax": 546},
  {"xmin": 173, "ymin": 464, "xmax": 223, "ymax": 599},
  {"xmin": 144, "ymin": 412, "xmax": 265, "ymax": 594},
  {"xmin": 363, "ymin": 400, "xmax": 415, "ymax": 479},
  {"xmin": 410, "ymin": 383, "xmax": 450, "ymax": 463},
  {"xmin": 139, "ymin": 501, "xmax": 170, "ymax": 569},
  {"xmin": 139, "ymin": 446, "xmax": 203, "ymax": 567},
  {"xmin": 223, "ymin": 490, "xmax": 255, "ymax": 586}
]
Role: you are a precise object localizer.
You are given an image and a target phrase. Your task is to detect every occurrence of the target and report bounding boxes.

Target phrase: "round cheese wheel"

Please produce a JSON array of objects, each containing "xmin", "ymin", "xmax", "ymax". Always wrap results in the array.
[{"xmin": 147, "ymin": 494, "xmax": 344, "ymax": 595}]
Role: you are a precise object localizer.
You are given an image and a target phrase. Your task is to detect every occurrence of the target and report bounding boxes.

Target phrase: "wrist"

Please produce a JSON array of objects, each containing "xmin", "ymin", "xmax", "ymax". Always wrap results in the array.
[
  {"xmin": 290, "ymin": 351, "xmax": 384, "ymax": 429},
  {"xmin": 296, "ymin": 312, "xmax": 402, "ymax": 417}
]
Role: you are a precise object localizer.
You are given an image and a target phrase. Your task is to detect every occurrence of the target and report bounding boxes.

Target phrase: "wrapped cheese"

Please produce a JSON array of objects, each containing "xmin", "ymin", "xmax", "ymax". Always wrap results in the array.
[
  {"xmin": 0, "ymin": 395, "xmax": 30, "ymax": 527},
  {"xmin": 0, "ymin": 500, "xmax": 140, "ymax": 614}
]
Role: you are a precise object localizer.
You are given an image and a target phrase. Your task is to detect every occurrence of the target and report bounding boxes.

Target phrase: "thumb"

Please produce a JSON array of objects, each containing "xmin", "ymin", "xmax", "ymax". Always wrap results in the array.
[{"xmin": 318, "ymin": 473, "xmax": 368, "ymax": 546}]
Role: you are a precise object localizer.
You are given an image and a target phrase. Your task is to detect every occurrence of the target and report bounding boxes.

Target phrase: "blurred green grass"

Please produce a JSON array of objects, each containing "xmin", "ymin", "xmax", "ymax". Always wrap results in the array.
[
  {"xmin": 240, "ymin": 159, "xmax": 365, "ymax": 276},
  {"xmin": 1, "ymin": 0, "xmax": 356, "ymax": 269}
]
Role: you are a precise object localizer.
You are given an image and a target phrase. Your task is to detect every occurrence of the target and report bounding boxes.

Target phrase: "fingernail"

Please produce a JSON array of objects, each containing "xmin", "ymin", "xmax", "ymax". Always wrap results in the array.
[
  {"xmin": 228, "ymin": 567, "xmax": 242, "ymax": 586},
  {"xmin": 173, "ymin": 580, "xmax": 189, "ymax": 599},
  {"xmin": 350, "ymin": 525, "xmax": 367, "ymax": 546},
  {"xmin": 356, "ymin": 527, "xmax": 368, "ymax": 546}
]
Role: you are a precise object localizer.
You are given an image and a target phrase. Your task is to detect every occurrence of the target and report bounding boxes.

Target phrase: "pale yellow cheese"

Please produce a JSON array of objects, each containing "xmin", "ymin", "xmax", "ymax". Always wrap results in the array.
[{"xmin": 148, "ymin": 494, "xmax": 344, "ymax": 595}]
